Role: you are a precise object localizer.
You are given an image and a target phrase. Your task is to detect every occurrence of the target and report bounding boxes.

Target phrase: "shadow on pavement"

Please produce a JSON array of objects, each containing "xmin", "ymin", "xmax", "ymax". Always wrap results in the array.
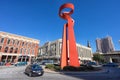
[{"xmin": 59, "ymin": 67, "xmax": 120, "ymax": 80}]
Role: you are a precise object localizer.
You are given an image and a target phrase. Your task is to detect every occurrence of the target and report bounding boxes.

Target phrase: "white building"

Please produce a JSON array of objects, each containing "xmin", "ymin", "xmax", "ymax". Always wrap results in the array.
[{"xmin": 38, "ymin": 39, "xmax": 93, "ymax": 64}]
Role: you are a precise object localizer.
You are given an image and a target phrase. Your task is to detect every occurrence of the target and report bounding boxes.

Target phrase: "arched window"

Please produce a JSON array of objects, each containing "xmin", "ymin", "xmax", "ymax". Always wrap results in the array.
[
  {"xmin": 24, "ymin": 49, "xmax": 26, "ymax": 54},
  {"xmin": 32, "ymin": 44, "xmax": 35, "ymax": 48},
  {"xmin": 20, "ymin": 48, "xmax": 22, "ymax": 54},
  {"xmin": 28, "ymin": 49, "xmax": 30, "ymax": 54},
  {"xmin": 22, "ymin": 42, "xmax": 24, "ymax": 46},
  {"xmin": 29, "ymin": 43, "xmax": 31, "ymax": 47},
  {"xmin": 10, "ymin": 47, "xmax": 13, "ymax": 53},
  {"xmin": 7, "ymin": 39, "xmax": 10, "ymax": 44},
  {"xmin": 26, "ymin": 42, "xmax": 28, "ymax": 46},
  {"xmin": 4, "ymin": 47, "xmax": 8, "ymax": 53},
  {"xmin": 17, "ymin": 41, "xmax": 19, "ymax": 45},
  {"xmin": 32, "ymin": 50, "xmax": 34, "ymax": 55},
  {"xmin": 1, "ymin": 38, "xmax": 4, "ymax": 43},
  {"xmin": 14, "ymin": 48, "xmax": 18, "ymax": 53},
  {"xmin": 12, "ymin": 40, "xmax": 15, "ymax": 45},
  {"xmin": 0, "ymin": 46, "xmax": 2, "ymax": 51}
]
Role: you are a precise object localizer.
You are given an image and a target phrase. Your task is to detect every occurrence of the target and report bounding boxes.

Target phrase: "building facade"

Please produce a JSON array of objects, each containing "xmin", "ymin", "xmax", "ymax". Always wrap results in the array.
[
  {"xmin": 103, "ymin": 51, "xmax": 120, "ymax": 63},
  {"xmin": 96, "ymin": 36, "xmax": 115, "ymax": 53},
  {"xmin": 0, "ymin": 31, "xmax": 39, "ymax": 63},
  {"xmin": 93, "ymin": 51, "xmax": 120, "ymax": 64},
  {"xmin": 38, "ymin": 39, "xmax": 93, "ymax": 64}
]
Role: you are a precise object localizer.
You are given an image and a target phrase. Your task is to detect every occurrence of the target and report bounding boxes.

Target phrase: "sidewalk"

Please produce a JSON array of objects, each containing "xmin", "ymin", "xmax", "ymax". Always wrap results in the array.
[{"xmin": 0, "ymin": 65, "xmax": 15, "ymax": 69}]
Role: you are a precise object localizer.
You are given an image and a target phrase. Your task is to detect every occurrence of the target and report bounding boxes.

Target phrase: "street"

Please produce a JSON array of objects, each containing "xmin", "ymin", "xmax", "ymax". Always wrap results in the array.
[
  {"xmin": 0, "ymin": 66, "xmax": 120, "ymax": 80},
  {"xmin": 0, "ymin": 66, "xmax": 81, "ymax": 80}
]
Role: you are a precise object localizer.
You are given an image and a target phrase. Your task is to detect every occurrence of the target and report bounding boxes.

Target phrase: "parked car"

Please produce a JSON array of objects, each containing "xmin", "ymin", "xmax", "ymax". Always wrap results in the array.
[
  {"xmin": 86, "ymin": 62, "xmax": 102, "ymax": 70},
  {"xmin": 103, "ymin": 62, "xmax": 119, "ymax": 67},
  {"xmin": 24, "ymin": 64, "xmax": 44, "ymax": 77},
  {"xmin": 0, "ymin": 62, "xmax": 4, "ymax": 66},
  {"xmin": 86, "ymin": 62, "xmax": 97, "ymax": 67},
  {"xmin": 14, "ymin": 62, "xmax": 27, "ymax": 66},
  {"xmin": 5, "ymin": 62, "xmax": 11, "ymax": 66}
]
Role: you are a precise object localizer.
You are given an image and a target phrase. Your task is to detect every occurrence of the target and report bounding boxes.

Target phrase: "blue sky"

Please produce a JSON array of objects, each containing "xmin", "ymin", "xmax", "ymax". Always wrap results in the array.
[{"xmin": 0, "ymin": 0, "xmax": 120, "ymax": 52}]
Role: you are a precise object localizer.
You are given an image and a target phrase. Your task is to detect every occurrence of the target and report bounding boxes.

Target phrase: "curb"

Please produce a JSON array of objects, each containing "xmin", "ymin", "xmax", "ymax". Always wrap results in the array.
[
  {"xmin": 44, "ymin": 69, "xmax": 107, "ymax": 74},
  {"xmin": 44, "ymin": 69, "xmax": 60, "ymax": 73},
  {"xmin": 0, "ymin": 65, "xmax": 14, "ymax": 69}
]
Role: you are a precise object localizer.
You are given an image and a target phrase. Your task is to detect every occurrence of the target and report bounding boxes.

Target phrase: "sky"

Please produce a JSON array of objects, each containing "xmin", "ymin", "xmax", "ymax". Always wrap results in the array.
[{"xmin": 0, "ymin": 0, "xmax": 120, "ymax": 52}]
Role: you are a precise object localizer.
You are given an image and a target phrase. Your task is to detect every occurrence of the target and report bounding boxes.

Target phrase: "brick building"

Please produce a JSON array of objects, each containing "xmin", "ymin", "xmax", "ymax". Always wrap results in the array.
[{"xmin": 0, "ymin": 31, "xmax": 39, "ymax": 63}]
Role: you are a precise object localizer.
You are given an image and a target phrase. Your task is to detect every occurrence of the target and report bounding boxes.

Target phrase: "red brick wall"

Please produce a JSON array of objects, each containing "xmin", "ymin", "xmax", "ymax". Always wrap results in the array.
[
  {"xmin": 1, "ymin": 37, "xmax": 7, "ymax": 52},
  {"xmin": 0, "ymin": 37, "xmax": 39, "ymax": 56}
]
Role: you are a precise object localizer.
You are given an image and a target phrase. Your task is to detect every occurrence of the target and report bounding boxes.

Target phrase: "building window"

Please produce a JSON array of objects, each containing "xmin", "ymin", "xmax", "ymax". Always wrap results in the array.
[
  {"xmin": 50, "ymin": 44, "xmax": 56, "ymax": 56},
  {"xmin": 59, "ymin": 43, "xmax": 62, "ymax": 52},
  {"xmin": 1, "ymin": 38, "xmax": 4, "ymax": 43},
  {"xmin": 13, "ymin": 40, "xmax": 15, "ymax": 45},
  {"xmin": 0, "ymin": 46, "xmax": 2, "ymax": 51},
  {"xmin": 4, "ymin": 47, "xmax": 8, "ymax": 53},
  {"xmin": 10, "ymin": 47, "xmax": 13, "ymax": 53},
  {"xmin": 14, "ymin": 48, "xmax": 18, "ymax": 53},
  {"xmin": 24, "ymin": 49, "xmax": 26, "ymax": 54},
  {"xmin": 32, "ymin": 44, "xmax": 35, "ymax": 48},
  {"xmin": 17, "ymin": 41, "xmax": 19, "ymax": 45},
  {"xmin": 14, "ymin": 40, "xmax": 17, "ymax": 45},
  {"xmin": 26, "ymin": 42, "xmax": 28, "ymax": 46},
  {"xmin": 20, "ymin": 48, "xmax": 22, "ymax": 54},
  {"xmin": 32, "ymin": 50, "xmax": 34, "ymax": 55},
  {"xmin": 7, "ymin": 39, "xmax": 10, "ymax": 44},
  {"xmin": 24, "ymin": 42, "xmax": 26, "ymax": 46},
  {"xmin": 22, "ymin": 42, "xmax": 24, "ymax": 46},
  {"xmin": 29, "ymin": 43, "xmax": 31, "ymax": 47},
  {"xmin": 28, "ymin": 49, "xmax": 30, "ymax": 54}
]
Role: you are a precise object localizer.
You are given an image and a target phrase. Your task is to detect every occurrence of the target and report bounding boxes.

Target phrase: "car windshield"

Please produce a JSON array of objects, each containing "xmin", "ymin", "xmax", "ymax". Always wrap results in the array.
[
  {"xmin": 32, "ymin": 64, "xmax": 41, "ymax": 69},
  {"xmin": 88, "ymin": 62, "xmax": 96, "ymax": 65}
]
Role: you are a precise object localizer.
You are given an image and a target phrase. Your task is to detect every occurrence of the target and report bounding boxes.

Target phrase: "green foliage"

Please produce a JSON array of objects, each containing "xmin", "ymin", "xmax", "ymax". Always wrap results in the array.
[
  {"xmin": 63, "ymin": 66, "xmax": 78, "ymax": 71},
  {"xmin": 45, "ymin": 64, "xmax": 61, "ymax": 71},
  {"xmin": 54, "ymin": 66, "xmax": 61, "ymax": 71},
  {"xmin": 45, "ymin": 64, "xmax": 102, "ymax": 71},
  {"xmin": 93, "ymin": 54, "xmax": 104, "ymax": 63},
  {"xmin": 63, "ymin": 65, "xmax": 95, "ymax": 71},
  {"xmin": 45, "ymin": 64, "xmax": 54, "ymax": 70}
]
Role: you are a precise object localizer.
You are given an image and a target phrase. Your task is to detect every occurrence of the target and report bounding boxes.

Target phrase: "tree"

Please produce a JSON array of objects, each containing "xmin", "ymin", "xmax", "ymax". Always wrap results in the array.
[{"xmin": 93, "ymin": 53, "xmax": 104, "ymax": 63}]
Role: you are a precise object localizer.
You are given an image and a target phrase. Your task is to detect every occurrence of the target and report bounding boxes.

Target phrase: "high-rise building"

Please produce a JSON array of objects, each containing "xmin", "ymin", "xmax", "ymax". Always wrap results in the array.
[
  {"xmin": 0, "ymin": 31, "xmax": 39, "ymax": 63},
  {"xmin": 96, "ymin": 36, "xmax": 115, "ymax": 53}
]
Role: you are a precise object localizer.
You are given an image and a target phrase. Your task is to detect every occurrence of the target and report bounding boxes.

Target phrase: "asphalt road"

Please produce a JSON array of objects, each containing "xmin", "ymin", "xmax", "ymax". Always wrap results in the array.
[
  {"xmin": 62, "ymin": 67, "xmax": 120, "ymax": 80},
  {"xmin": 0, "ymin": 66, "xmax": 120, "ymax": 80},
  {"xmin": 0, "ymin": 66, "xmax": 82, "ymax": 80}
]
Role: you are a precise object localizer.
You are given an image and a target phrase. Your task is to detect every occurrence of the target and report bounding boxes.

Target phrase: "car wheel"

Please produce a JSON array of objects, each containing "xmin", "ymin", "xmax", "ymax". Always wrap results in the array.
[
  {"xmin": 29, "ymin": 72, "xmax": 32, "ymax": 77},
  {"xmin": 24, "ymin": 72, "xmax": 26, "ymax": 74},
  {"xmin": 40, "ymin": 72, "xmax": 44, "ymax": 76}
]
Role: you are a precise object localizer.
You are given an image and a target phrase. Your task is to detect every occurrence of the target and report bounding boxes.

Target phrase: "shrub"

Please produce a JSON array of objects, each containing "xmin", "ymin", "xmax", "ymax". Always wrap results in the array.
[
  {"xmin": 45, "ymin": 64, "xmax": 54, "ymax": 70},
  {"xmin": 54, "ymin": 66, "xmax": 61, "ymax": 71},
  {"xmin": 45, "ymin": 64, "xmax": 101, "ymax": 72},
  {"xmin": 63, "ymin": 66, "xmax": 79, "ymax": 71},
  {"xmin": 45, "ymin": 64, "xmax": 61, "ymax": 71},
  {"xmin": 87, "ymin": 66, "xmax": 94, "ymax": 70},
  {"xmin": 63, "ymin": 66, "xmax": 96, "ymax": 71}
]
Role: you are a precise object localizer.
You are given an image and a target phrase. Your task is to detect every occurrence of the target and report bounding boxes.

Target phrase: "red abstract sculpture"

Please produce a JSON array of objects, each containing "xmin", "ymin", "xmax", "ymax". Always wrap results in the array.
[{"xmin": 59, "ymin": 3, "xmax": 80, "ymax": 69}]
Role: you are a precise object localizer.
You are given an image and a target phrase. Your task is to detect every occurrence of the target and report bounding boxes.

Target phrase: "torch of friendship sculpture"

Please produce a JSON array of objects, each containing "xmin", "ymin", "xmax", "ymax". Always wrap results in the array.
[{"xmin": 59, "ymin": 3, "xmax": 80, "ymax": 69}]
